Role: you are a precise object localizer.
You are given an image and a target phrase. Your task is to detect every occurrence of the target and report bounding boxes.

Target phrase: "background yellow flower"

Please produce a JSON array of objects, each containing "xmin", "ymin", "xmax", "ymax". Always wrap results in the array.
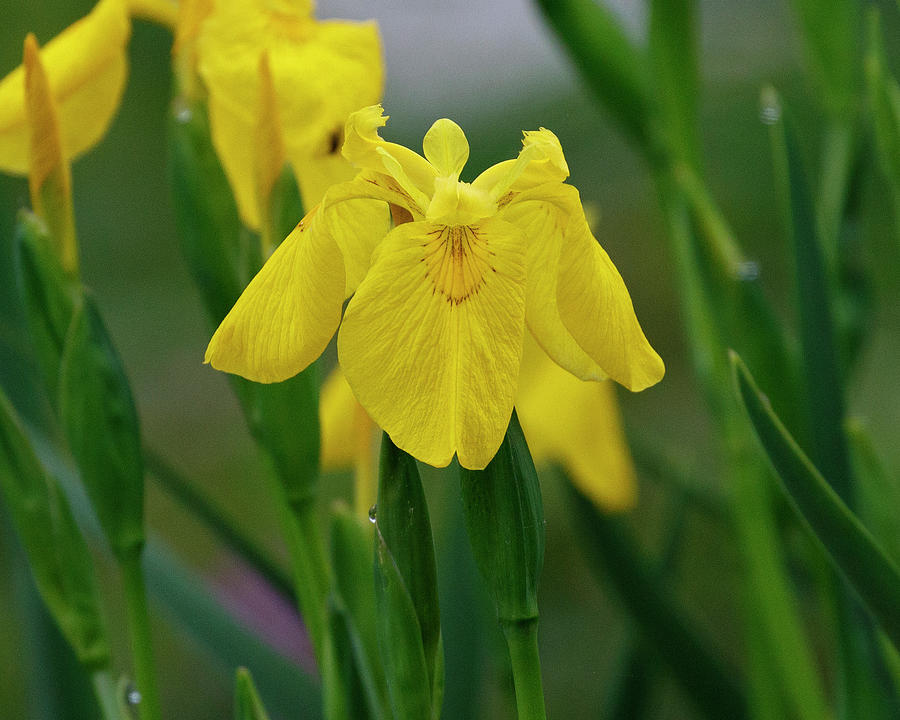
[{"xmin": 195, "ymin": 0, "xmax": 384, "ymax": 229}]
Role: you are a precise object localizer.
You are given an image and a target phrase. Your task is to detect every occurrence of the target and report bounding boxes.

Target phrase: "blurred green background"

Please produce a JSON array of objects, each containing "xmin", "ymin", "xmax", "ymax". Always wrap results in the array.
[{"xmin": 2, "ymin": 0, "xmax": 900, "ymax": 718}]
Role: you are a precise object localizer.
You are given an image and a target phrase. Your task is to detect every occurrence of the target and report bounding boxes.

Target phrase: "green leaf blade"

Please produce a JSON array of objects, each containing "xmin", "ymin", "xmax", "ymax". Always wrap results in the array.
[
  {"xmin": 732, "ymin": 353, "xmax": 900, "ymax": 651},
  {"xmin": 0, "ymin": 388, "xmax": 109, "ymax": 670},
  {"xmin": 234, "ymin": 668, "xmax": 272, "ymax": 720}
]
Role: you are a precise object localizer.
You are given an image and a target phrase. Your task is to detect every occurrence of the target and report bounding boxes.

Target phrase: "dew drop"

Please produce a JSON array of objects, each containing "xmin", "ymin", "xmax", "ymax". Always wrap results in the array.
[
  {"xmin": 173, "ymin": 98, "xmax": 193, "ymax": 124},
  {"xmin": 736, "ymin": 260, "xmax": 760, "ymax": 282},
  {"xmin": 125, "ymin": 683, "xmax": 142, "ymax": 707},
  {"xmin": 368, "ymin": 504, "xmax": 377, "ymax": 523},
  {"xmin": 759, "ymin": 89, "xmax": 781, "ymax": 125}
]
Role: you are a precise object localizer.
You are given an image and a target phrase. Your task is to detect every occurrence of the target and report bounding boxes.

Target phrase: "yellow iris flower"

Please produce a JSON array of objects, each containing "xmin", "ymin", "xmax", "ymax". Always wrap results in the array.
[
  {"xmin": 0, "ymin": 0, "xmax": 131, "ymax": 176},
  {"xmin": 194, "ymin": 0, "xmax": 384, "ymax": 228},
  {"xmin": 321, "ymin": 336, "xmax": 638, "ymax": 516},
  {"xmin": 206, "ymin": 105, "xmax": 664, "ymax": 470}
]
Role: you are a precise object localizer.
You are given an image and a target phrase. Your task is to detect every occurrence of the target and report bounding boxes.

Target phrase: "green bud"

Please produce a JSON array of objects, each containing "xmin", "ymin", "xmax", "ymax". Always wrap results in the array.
[
  {"xmin": 59, "ymin": 293, "xmax": 144, "ymax": 559},
  {"xmin": 234, "ymin": 668, "xmax": 271, "ymax": 720},
  {"xmin": 14, "ymin": 210, "xmax": 78, "ymax": 404},
  {"xmin": 374, "ymin": 435, "xmax": 443, "ymax": 719},
  {"xmin": 459, "ymin": 410, "xmax": 545, "ymax": 623},
  {"xmin": 0, "ymin": 388, "xmax": 109, "ymax": 670}
]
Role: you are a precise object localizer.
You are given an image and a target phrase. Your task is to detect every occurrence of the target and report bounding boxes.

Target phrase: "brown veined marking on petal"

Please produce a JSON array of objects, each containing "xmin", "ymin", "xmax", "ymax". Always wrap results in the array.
[
  {"xmin": 497, "ymin": 191, "xmax": 517, "ymax": 209},
  {"xmin": 421, "ymin": 225, "xmax": 497, "ymax": 305},
  {"xmin": 390, "ymin": 203, "xmax": 413, "ymax": 227},
  {"xmin": 364, "ymin": 175, "xmax": 420, "ymax": 214}
]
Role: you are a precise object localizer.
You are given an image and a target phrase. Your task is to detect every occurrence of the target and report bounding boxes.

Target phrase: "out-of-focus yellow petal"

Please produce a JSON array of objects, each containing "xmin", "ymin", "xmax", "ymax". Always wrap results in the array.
[
  {"xmin": 422, "ymin": 118, "xmax": 469, "ymax": 179},
  {"xmin": 127, "ymin": 0, "xmax": 178, "ymax": 28},
  {"xmin": 174, "ymin": 0, "xmax": 213, "ymax": 53},
  {"xmin": 338, "ymin": 218, "xmax": 526, "ymax": 469},
  {"xmin": 517, "ymin": 339, "xmax": 637, "ymax": 512},
  {"xmin": 205, "ymin": 204, "xmax": 345, "ymax": 382},
  {"xmin": 23, "ymin": 34, "xmax": 77, "ymax": 275},
  {"xmin": 198, "ymin": 2, "xmax": 384, "ymax": 222},
  {"xmin": 472, "ymin": 127, "xmax": 570, "ymax": 199},
  {"xmin": 319, "ymin": 365, "xmax": 379, "ymax": 516},
  {"xmin": 342, "ymin": 105, "xmax": 435, "ymax": 211},
  {"xmin": 502, "ymin": 183, "xmax": 606, "ymax": 381},
  {"xmin": 0, "ymin": 0, "xmax": 130, "ymax": 175},
  {"xmin": 557, "ymin": 204, "xmax": 665, "ymax": 391},
  {"xmin": 320, "ymin": 365, "xmax": 370, "ymax": 470},
  {"xmin": 292, "ymin": 151, "xmax": 357, "ymax": 218},
  {"xmin": 254, "ymin": 53, "xmax": 286, "ymax": 249}
]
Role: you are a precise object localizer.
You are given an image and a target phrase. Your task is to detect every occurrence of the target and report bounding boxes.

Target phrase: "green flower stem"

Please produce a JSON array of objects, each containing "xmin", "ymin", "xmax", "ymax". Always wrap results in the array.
[
  {"xmin": 91, "ymin": 669, "xmax": 121, "ymax": 720},
  {"xmin": 121, "ymin": 551, "xmax": 161, "ymax": 720},
  {"xmin": 275, "ymin": 489, "xmax": 329, "ymax": 663},
  {"xmin": 501, "ymin": 619, "xmax": 546, "ymax": 720},
  {"xmin": 145, "ymin": 450, "xmax": 294, "ymax": 601}
]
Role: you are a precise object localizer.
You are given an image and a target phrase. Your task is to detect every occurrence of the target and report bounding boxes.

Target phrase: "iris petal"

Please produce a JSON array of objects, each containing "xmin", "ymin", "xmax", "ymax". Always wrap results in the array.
[
  {"xmin": 198, "ymin": 2, "xmax": 383, "ymax": 225},
  {"xmin": 517, "ymin": 340, "xmax": 637, "ymax": 512},
  {"xmin": 205, "ymin": 204, "xmax": 345, "ymax": 382},
  {"xmin": 557, "ymin": 205, "xmax": 665, "ymax": 391},
  {"xmin": 0, "ymin": 0, "xmax": 130, "ymax": 174},
  {"xmin": 338, "ymin": 218, "xmax": 526, "ymax": 469},
  {"xmin": 502, "ymin": 184, "xmax": 607, "ymax": 380},
  {"xmin": 422, "ymin": 118, "xmax": 469, "ymax": 179},
  {"xmin": 342, "ymin": 105, "xmax": 436, "ymax": 210}
]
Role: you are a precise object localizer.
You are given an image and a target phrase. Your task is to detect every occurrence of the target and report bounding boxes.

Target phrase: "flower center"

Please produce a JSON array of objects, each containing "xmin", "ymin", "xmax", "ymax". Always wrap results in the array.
[
  {"xmin": 426, "ymin": 177, "xmax": 496, "ymax": 226},
  {"xmin": 422, "ymin": 225, "xmax": 495, "ymax": 305}
]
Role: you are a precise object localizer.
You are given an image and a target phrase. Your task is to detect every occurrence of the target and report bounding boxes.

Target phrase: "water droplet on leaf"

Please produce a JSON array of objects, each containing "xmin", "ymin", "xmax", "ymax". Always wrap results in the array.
[
  {"xmin": 368, "ymin": 504, "xmax": 377, "ymax": 523},
  {"xmin": 736, "ymin": 260, "xmax": 760, "ymax": 281}
]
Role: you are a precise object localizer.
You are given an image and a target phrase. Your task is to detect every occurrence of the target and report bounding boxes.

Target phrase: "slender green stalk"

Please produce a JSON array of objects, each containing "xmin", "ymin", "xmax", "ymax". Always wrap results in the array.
[
  {"xmin": 121, "ymin": 551, "xmax": 161, "ymax": 720},
  {"xmin": 274, "ymin": 487, "xmax": 329, "ymax": 663},
  {"xmin": 91, "ymin": 670, "xmax": 121, "ymax": 720},
  {"xmin": 501, "ymin": 619, "xmax": 546, "ymax": 720},
  {"xmin": 145, "ymin": 450, "xmax": 294, "ymax": 600}
]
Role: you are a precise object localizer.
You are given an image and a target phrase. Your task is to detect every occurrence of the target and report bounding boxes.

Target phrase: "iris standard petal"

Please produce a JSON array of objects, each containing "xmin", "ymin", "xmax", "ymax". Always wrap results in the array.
[
  {"xmin": 501, "ymin": 184, "xmax": 606, "ymax": 381},
  {"xmin": 557, "ymin": 207, "xmax": 665, "ymax": 391},
  {"xmin": 338, "ymin": 218, "xmax": 526, "ymax": 469},
  {"xmin": 205, "ymin": 205, "xmax": 345, "ymax": 382},
  {"xmin": 0, "ymin": 0, "xmax": 130, "ymax": 174},
  {"xmin": 422, "ymin": 118, "xmax": 469, "ymax": 179},
  {"xmin": 342, "ymin": 105, "xmax": 436, "ymax": 208},
  {"xmin": 472, "ymin": 127, "xmax": 570, "ymax": 199},
  {"xmin": 517, "ymin": 342, "xmax": 637, "ymax": 512}
]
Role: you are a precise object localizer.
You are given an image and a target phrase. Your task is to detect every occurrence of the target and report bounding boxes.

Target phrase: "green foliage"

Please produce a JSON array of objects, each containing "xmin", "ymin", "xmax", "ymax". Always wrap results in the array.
[
  {"xmin": 0, "ymin": 389, "xmax": 110, "ymax": 671},
  {"xmin": 564, "ymin": 470, "xmax": 747, "ymax": 720},
  {"xmin": 458, "ymin": 411, "xmax": 544, "ymax": 625},
  {"xmin": 326, "ymin": 507, "xmax": 386, "ymax": 719},
  {"xmin": 733, "ymin": 353, "xmax": 900, "ymax": 652},
  {"xmin": 14, "ymin": 211, "xmax": 76, "ymax": 404},
  {"xmin": 58, "ymin": 293, "xmax": 145, "ymax": 560},
  {"xmin": 374, "ymin": 436, "xmax": 443, "ymax": 720},
  {"xmin": 234, "ymin": 668, "xmax": 272, "ymax": 720}
]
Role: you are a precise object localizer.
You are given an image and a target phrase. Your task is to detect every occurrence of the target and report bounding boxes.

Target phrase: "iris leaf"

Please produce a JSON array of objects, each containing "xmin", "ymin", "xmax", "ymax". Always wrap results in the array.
[{"xmin": 732, "ymin": 353, "xmax": 900, "ymax": 651}]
